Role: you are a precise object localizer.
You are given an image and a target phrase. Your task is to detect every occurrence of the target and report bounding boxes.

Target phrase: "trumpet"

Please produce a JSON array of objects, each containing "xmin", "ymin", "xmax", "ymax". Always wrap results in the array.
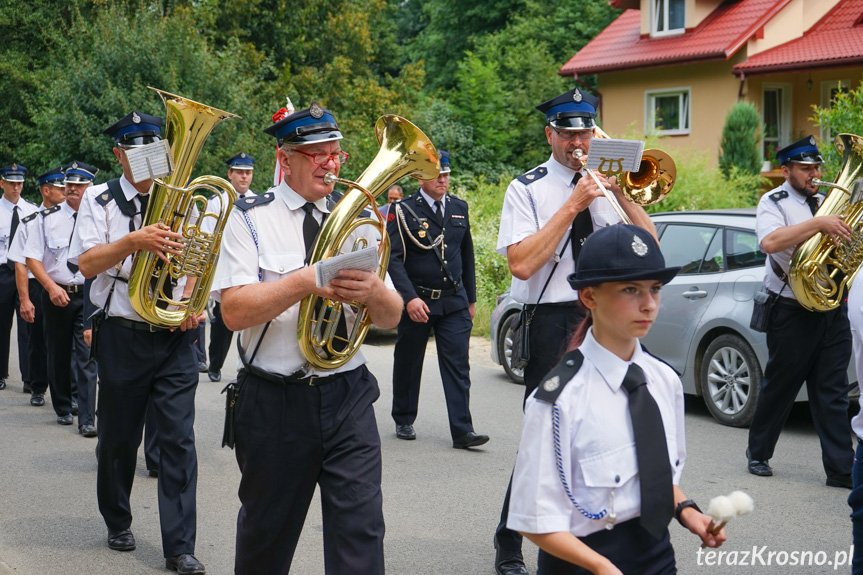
[{"xmin": 571, "ymin": 126, "xmax": 676, "ymax": 223}]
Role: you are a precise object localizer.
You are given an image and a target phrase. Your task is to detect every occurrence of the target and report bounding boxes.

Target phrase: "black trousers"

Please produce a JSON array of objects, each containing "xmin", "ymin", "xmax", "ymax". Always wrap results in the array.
[
  {"xmin": 42, "ymin": 289, "xmax": 97, "ymax": 422},
  {"xmin": 27, "ymin": 280, "xmax": 48, "ymax": 394},
  {"xmin": 208, "ymin": 302, "xmax": 234, "ymax": 373},
  {"xmin": 391, "ymin": 306, "xmax": 474, "ymax": 439},
  {"xmin": 95, "ymin": 319, "xmax": 199, "ymax": 557},
  {"xmin": 234, "ymin": 365, "xmax": 385, "ymax": 575},
  {"xmin": 496, "ymin": 303, "xmax": 587, "ymax": 555},
  {"xmin": 0, "ymin": 265, "xmax": 30, "ymax": 382},
  {"xmin": 537, "ymin": 519, "xmax": 675, "ymax": 575},
  {"xmin": 748, "ymin": 300, "xmax": 853, "ymax": 477}
]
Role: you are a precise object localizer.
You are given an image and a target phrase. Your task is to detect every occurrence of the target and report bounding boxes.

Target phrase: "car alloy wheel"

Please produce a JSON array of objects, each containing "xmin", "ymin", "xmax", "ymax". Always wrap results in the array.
[
  {"xmin": 498, "ymin": 313, "xmax": 525, "ymax": 385},
  {"xmin": 699, "ymin": 333, "xmax": 762, "ymax": 427}
]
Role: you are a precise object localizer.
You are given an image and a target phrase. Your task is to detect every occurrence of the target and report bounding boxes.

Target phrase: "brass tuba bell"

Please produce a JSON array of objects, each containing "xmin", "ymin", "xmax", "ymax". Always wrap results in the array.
[
  {"xmin": 297, "ymin": 115, "xmax": 440, "ymax": 370},
  {"xmin": 127, "ymin": 87, "xmax": 239, "ymax": 327}
]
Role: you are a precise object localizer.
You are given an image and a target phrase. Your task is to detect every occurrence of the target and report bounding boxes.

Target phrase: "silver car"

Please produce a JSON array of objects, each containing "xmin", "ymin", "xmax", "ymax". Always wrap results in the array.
[{"xmin": 490, "ymin": 209, "xmax": 857, "ymax": 427}]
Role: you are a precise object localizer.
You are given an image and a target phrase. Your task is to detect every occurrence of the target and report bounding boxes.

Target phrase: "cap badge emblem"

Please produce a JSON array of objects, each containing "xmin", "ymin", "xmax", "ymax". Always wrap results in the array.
[
  {"xmin": 10, "ymin": 164, "xmax": 17, "ymax": 171},
  {"xmin": 573, "ymin": 89, "xmax": 583, "ymax": 103},
  {"xmin": 543, "ymin": 376, "xmax": 560, "ymax": 392},
  {"xmin": 71, "ymin": 162, "xmax": 78, "ymax": 169},
  {"xmin": 809, "ymin": 136, "xmax": 816, "ymax": 146},
  {"xmin": 632, "ymin": 234, "xmax": 649, "ymax": 257},
  {"xmin": 240, "ymin": 153, "xmax": 246, "ymax": 158},
  {"xmin": 132, "ymin": 112, "xmax": 141, "ymax": 124},
  {"xmin": 309, "ymin": 101, "xmax": 324, "ymax": 119}
]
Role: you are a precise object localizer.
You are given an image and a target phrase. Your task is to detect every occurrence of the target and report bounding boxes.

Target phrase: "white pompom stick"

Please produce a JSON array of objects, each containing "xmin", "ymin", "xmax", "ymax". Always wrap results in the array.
[{"xmin": 700, "ymin": 495, "xmax": 735, "ymax": 548}]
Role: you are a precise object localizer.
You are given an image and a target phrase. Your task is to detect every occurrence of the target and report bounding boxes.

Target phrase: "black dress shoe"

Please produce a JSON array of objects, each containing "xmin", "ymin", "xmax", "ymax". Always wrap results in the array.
[
  {"xmin": 107, "ymin": 529, "xmax": 136, "ymax": 551},
  {"xmin": 57, "ymin": 414, "xmax": 74, "ymax": 425},
  {"xmin": 197, "ymin": 361, "xmax": 209, "ymax": 373},
  {"xmin": 495, "ymin": 547, "xmax": 529, "ymax": 575},
  {"xmin": 827, "ymin": 474, "xmax": 853, "ymax": 489},
  {"xmin": 208, "ymin": 370, "xmax": 221, "ymax": 382},
  {"xmin": 22, "ymin": 381, "xmax": 31, "ymax": 394},
  {"xmin": 453, "ymin": 431, "xmax": 490, "ymax": 449},
  {"xmin": 166, "ymin": 553, "xmax": 206, "ymax": 574},
  {"xmin": 746, "ymin": 448, "xmax": 773, "ymax": 476},
  {"xmin": 71, "ymin": 401, "xmax": 78, "ymax": 416},
  {"xmin": 79, "ymin": 424, "xmax": 97, "ymax": 438},
  {"xmin": 30, "ymin": 393, "xmax": 45, "ymax": 406},
  {"xmin": 396, "ymin": 424, "xmax": 416, "ymax": 440},
  {"xmin": 0, "ymin": 379, "xmax": 6, "ymax": 390}
]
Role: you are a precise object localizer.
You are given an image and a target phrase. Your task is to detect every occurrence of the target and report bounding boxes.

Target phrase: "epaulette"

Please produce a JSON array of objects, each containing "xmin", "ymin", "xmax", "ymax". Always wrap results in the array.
[
  {"xmin": 517, "ymin": 166, "xmax": 548, "ymax": 186},
  {"xmin": 769, "ymin": 190, "xmax": 788, "ymax": 203},
  {"xmin": 21, "ymin": 212, "xmax": 39, "ymax": 224},
  {"xmin": 447, "ymin": 193, "xmax": 468, "ymax": 206},
  {"xmin": 95, "ymin": 191, "xmax": 114, "ymax": 207},
  {"xmin": 41, "ymin": 205, "xmax": 62, "ymax": 217},
  {"xmin": 234, "ymin": 191, "xmax": 275, "ymax": 211},
  {"xmin": 327, "ymin": 190, "xmax": 344, "ymax": 211},
  {"xmin": 22, "ymin": 198, "xmax": 38, "ymax": 208},
  {"xmin": 535, "ymin": 349, "xmax": 584, "ymax": 403}
]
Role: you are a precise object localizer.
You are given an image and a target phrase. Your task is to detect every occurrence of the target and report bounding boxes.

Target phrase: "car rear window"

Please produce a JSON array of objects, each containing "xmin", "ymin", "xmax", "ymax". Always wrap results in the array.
[{"xmin": 658, "ymin": 224, "xmax": 718, "ymax": 274}]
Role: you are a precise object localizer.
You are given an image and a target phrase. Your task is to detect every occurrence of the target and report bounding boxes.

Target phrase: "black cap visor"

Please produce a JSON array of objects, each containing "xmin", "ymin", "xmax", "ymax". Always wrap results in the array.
[
  {"xmin": 116, "ymin": 133, "xmax": 162, "ymax": 148},
  {"xmin": 549, "ymin": 114, "xmax": 596, "ymax": 130}
]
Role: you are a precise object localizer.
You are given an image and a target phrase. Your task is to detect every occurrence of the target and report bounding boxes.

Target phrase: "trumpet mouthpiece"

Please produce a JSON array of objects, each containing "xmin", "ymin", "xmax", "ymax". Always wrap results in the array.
[
  {"xmin": 324, "ymin": 173, "xmax": 338, "ymax": 185},
  {"xmin": 572, "ymin": 149, "xmax": 583, "ymax": 159}
]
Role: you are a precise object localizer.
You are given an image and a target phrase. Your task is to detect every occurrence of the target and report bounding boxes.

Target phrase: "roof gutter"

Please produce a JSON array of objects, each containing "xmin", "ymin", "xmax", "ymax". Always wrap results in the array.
[{"xmin": 734, "ymin": 57, "xmax": 863, "ymax": 77}]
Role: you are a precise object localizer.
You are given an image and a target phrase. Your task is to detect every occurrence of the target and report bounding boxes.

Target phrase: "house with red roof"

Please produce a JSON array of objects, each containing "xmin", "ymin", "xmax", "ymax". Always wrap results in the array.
[{"xmin": 560, "ymin": 0, "xmax": 863, "ymax": 170}]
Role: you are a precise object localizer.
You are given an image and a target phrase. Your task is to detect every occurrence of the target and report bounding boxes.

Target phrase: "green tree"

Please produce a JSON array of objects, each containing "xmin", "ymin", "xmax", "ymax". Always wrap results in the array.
[
  {"xmin": 718, "ymin": 102, "xmax": 762, "ymax": 178},
  {"xmin": 812, "ymin": 79, "xmax": 863, "ymax": 179}
]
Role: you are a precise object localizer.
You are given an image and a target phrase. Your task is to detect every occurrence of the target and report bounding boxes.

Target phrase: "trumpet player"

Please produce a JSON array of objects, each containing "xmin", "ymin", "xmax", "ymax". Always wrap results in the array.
[
  {"xmin": 211, "ymin": 103, "xmax": 402, "ymax": 574},
  {"xmin": 493, "ymin": 88, "xmax": 655, "ymax": 575},
  {"xmin": 69, "ymin": 112, "xmax": 206, "ymax": 574},
  {"xmin": 747, "ymin": 136, "xmax": 854, "ymax": 489}
]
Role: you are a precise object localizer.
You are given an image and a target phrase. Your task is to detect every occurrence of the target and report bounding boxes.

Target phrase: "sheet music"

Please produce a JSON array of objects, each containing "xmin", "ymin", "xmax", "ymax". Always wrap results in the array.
[
  {"xmin": 584, "ymin": 138, "xmax": 644, "ymax": 173},
  {"xmin": 315, "ymin": 246, "xmax": 379, "ymax": 288},
  {"xmin": 125, "ymin": 140, "xmax": 175, "ymax": 183}
]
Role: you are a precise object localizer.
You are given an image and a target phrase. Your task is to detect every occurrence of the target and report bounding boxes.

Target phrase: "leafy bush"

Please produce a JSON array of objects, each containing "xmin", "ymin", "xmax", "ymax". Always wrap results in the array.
[
  {"xmin": 811, "ymin": 78, "xmax": 863, "ymax": 180},
  {"xmin": 718, "ymin": 102, "xmax": 762, "ymax": 178}
]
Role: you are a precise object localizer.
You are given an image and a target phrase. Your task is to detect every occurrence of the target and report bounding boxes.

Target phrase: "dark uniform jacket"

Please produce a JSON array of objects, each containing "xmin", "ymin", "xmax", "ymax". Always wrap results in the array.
[{"xmin": 386, "ymin": 190, "xmax": 476, "ymax": 316}]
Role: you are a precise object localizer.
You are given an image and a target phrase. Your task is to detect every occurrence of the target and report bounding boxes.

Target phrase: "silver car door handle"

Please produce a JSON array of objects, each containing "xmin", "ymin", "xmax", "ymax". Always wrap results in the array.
[{"xmin": 681, "ymin": 288, "xmax": 708, "ymax": 298}]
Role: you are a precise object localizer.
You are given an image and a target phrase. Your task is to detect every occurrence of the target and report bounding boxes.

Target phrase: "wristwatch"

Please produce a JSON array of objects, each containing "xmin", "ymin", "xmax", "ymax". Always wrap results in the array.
[{"xmin": 674, "ymin": 499, "xmax": 702, "ymax": 526}]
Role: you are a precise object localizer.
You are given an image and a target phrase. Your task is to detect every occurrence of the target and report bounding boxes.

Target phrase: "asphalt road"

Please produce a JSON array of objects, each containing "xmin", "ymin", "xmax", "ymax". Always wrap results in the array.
[{"xmin": 0, "ymin": 325, "xmax": 854, "ymax": 575}]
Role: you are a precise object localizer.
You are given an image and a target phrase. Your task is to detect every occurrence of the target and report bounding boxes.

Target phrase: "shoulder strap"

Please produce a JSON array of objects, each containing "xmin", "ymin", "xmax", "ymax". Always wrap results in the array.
[
  {"xmin": 107, "ymin": 179, "xmax": 136, "ymax": 219},
  {"xmin": 535, "ymin": 349, "xmax": 584, "ymax": 403}
]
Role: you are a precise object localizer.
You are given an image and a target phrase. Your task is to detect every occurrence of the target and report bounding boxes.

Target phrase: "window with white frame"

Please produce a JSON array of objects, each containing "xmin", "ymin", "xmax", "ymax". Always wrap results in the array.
[
  {"xmin": 762, "ymin": 83, "xmax": 792, "ymax": 164},
  {"xmin": 646, "ymin": 89, "xmax": 690, "ymax": 135},
  {"xmin": 652, "ymin": 0, "xmax": 686, "ymax": 36}
]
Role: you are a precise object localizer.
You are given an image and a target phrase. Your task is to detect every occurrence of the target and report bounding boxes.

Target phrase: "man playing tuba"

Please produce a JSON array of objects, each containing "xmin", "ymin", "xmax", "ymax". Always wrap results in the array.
[
  {"xmin": 211, "ymin": 102, "xmax": 403, "ymax": 574},
  {"xmin": 69, "ymin": 111, "xmax": 206, "ymax": 575}
]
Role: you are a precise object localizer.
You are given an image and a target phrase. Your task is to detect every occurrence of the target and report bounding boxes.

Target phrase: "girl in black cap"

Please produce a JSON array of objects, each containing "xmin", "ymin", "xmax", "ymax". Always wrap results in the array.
[{"xmin": 507, "ymin": 224, "xmax": 726, "ymax": 574}]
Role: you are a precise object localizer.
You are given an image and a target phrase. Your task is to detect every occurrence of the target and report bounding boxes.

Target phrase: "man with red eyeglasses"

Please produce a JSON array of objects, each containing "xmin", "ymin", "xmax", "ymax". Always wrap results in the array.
[{"xmin": 212, "ymin": 101, "xmax": 403, "ymax": 574}]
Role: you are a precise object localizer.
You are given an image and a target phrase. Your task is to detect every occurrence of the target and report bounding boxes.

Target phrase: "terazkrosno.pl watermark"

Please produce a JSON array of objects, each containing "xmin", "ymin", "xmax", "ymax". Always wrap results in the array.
[{"xmin": 696, "ymin": 546, "xmax": 853, "ymax": 569}]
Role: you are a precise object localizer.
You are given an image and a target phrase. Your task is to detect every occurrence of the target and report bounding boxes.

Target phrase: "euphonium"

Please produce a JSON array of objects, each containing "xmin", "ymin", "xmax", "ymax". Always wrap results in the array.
[
  {"xmin": 127, "ymin": 87, "xmax": 239, "ymax": 327},
  {"xmin": 789, "ymin": 133, "xmax": 863, "ymax": 311},
  {"xmin": 297, "ymin": 115, "xmax": 440, "ymax": 370},
  {"xmin": 573, "ymin": 127, "xmax": 676, "ymax": 224}
]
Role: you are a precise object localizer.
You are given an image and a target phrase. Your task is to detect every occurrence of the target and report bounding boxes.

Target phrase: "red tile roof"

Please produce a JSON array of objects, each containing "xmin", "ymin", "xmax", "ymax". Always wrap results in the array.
[
  {"xmin": 559, "ymin": 0, "xmax": 792, "ymax": 76},
  {"xmin": 734, "ymin": 0, "xmax": 863, "ymax": 75}
]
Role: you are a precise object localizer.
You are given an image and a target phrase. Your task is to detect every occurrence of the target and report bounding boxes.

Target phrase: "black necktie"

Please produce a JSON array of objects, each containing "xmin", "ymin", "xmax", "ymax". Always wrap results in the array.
[
  {"xmin": 67, "ymin": 212, "xmax": 79, "ymax": 275},
  {"xmin": 302, "ymin": 202, "xmax": 319, "ymax": 260},
  {"xmin": 6, "ymin": 206, "xmax": 19, "ymax": 271},
  {"xmin": 434, "ymin": 200, "xmax": 444, "ymax": 225},
  {"xmin": 570, "ymin": 173, "xmax": 592, "ymax": 266},
  {"xmin": 137, "ymin": 193, "xmax": 150, "ymax": 224},
  {"xmin": 621, "ymin": 363, "xmax": 674, "ymax": 540},
  {"xmin": 805, "ymin": 194, "xmax": 819, "ymax": 216}
]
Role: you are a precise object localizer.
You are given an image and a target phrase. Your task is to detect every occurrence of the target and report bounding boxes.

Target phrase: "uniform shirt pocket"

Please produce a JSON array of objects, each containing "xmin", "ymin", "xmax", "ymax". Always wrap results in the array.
[
  {"xmin": 259, "ymin": 252, "xmax": 304, "ymax": 282},
  {"xmin": 578, "ymin": 443, "xmax": 639, "ymax": 511}
]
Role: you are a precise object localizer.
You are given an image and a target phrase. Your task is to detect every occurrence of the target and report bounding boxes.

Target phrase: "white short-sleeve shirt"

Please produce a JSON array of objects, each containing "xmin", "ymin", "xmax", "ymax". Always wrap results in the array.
[
  {"xmin": 0, "ymin": 196, "xmax": 39, "ymax": 265},
  {"xmin": 211, "ymin": 180, "xmax": 394, "ymax": 376},
  {"xmin": 755, "ymin": 181, "xmax": 822, "ymax": 299},
  {"xmin": 497, "ymin": 156, "xmax": 622, "ymax": 304},
  {"xmin": 6, "ymin": 202, "xmax": 46, "ymax": 279},
  {"xmin": 507, "ymin": 329, "xmax": 686, "ymax": 537},
  {"xmin": 23, "ymin": 202, "xmax": 84, "ymax": 286},
  {"xmin": 69, "ymin": 175, "xmax": 186, "ymax": 321}
]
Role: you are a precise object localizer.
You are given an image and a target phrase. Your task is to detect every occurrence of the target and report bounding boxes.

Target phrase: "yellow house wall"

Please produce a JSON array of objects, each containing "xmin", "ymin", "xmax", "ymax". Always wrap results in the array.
[
  {"xmin": 597, "ymin": 54, "xmax": 746, "ymax": 166},
  {"xmin": 748, "ymin": 0, "xmax": 840, "ymax": 56}
]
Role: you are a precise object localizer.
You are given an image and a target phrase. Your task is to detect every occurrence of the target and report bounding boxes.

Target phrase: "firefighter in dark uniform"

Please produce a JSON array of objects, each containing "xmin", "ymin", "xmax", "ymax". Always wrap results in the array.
[
  {"xmin": 0, "ymin": 163, "xmax": 39, "ymax": 391},
  {"xmin": 69, "ymin": 111, "xmax": 205, "ymax": 574},
  {"xmin": 387, "ymin": 150, "xmax": 490, "ymax": 448}
]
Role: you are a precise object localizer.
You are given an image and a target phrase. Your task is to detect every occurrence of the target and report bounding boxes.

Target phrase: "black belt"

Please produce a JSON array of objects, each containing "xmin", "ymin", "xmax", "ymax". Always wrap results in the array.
[
  {"xmin": 105, "ymin": 316, "xmax": 170, "ymax": 332},
  {"xmin": 530, "ymin": 301, "xmax": 582, "ymax": 309},
  {"xmin": 414, "ymin": 283, "xmax": 461, "ymax": 300},
  {"xmin": 240, "ymin": 365, "xmax": 340, "ymax": 387},
  {"xmin": 57, "ymin": 283, "xmax": 83, "ymax": 294},
  {"xmin": 776, "ymin": 296, "xmax": 803, "ymax": 309}
]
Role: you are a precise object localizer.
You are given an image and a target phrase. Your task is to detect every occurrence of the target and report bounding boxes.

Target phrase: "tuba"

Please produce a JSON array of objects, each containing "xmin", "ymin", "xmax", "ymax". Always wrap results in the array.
[
  {"xmin": 127, "ymin": 87, "xmax": 239, "ymax": 327},
  {"xmin": 789, "ymin": 133, "xmax": 863, "ymax": 311},
  {"xmin": 297, "ymin": 115, "xmax": 440, "ymax": 370},
  {"xmin": 575, "ymin": 127, "xmax": 676, "ymax": 224}
]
